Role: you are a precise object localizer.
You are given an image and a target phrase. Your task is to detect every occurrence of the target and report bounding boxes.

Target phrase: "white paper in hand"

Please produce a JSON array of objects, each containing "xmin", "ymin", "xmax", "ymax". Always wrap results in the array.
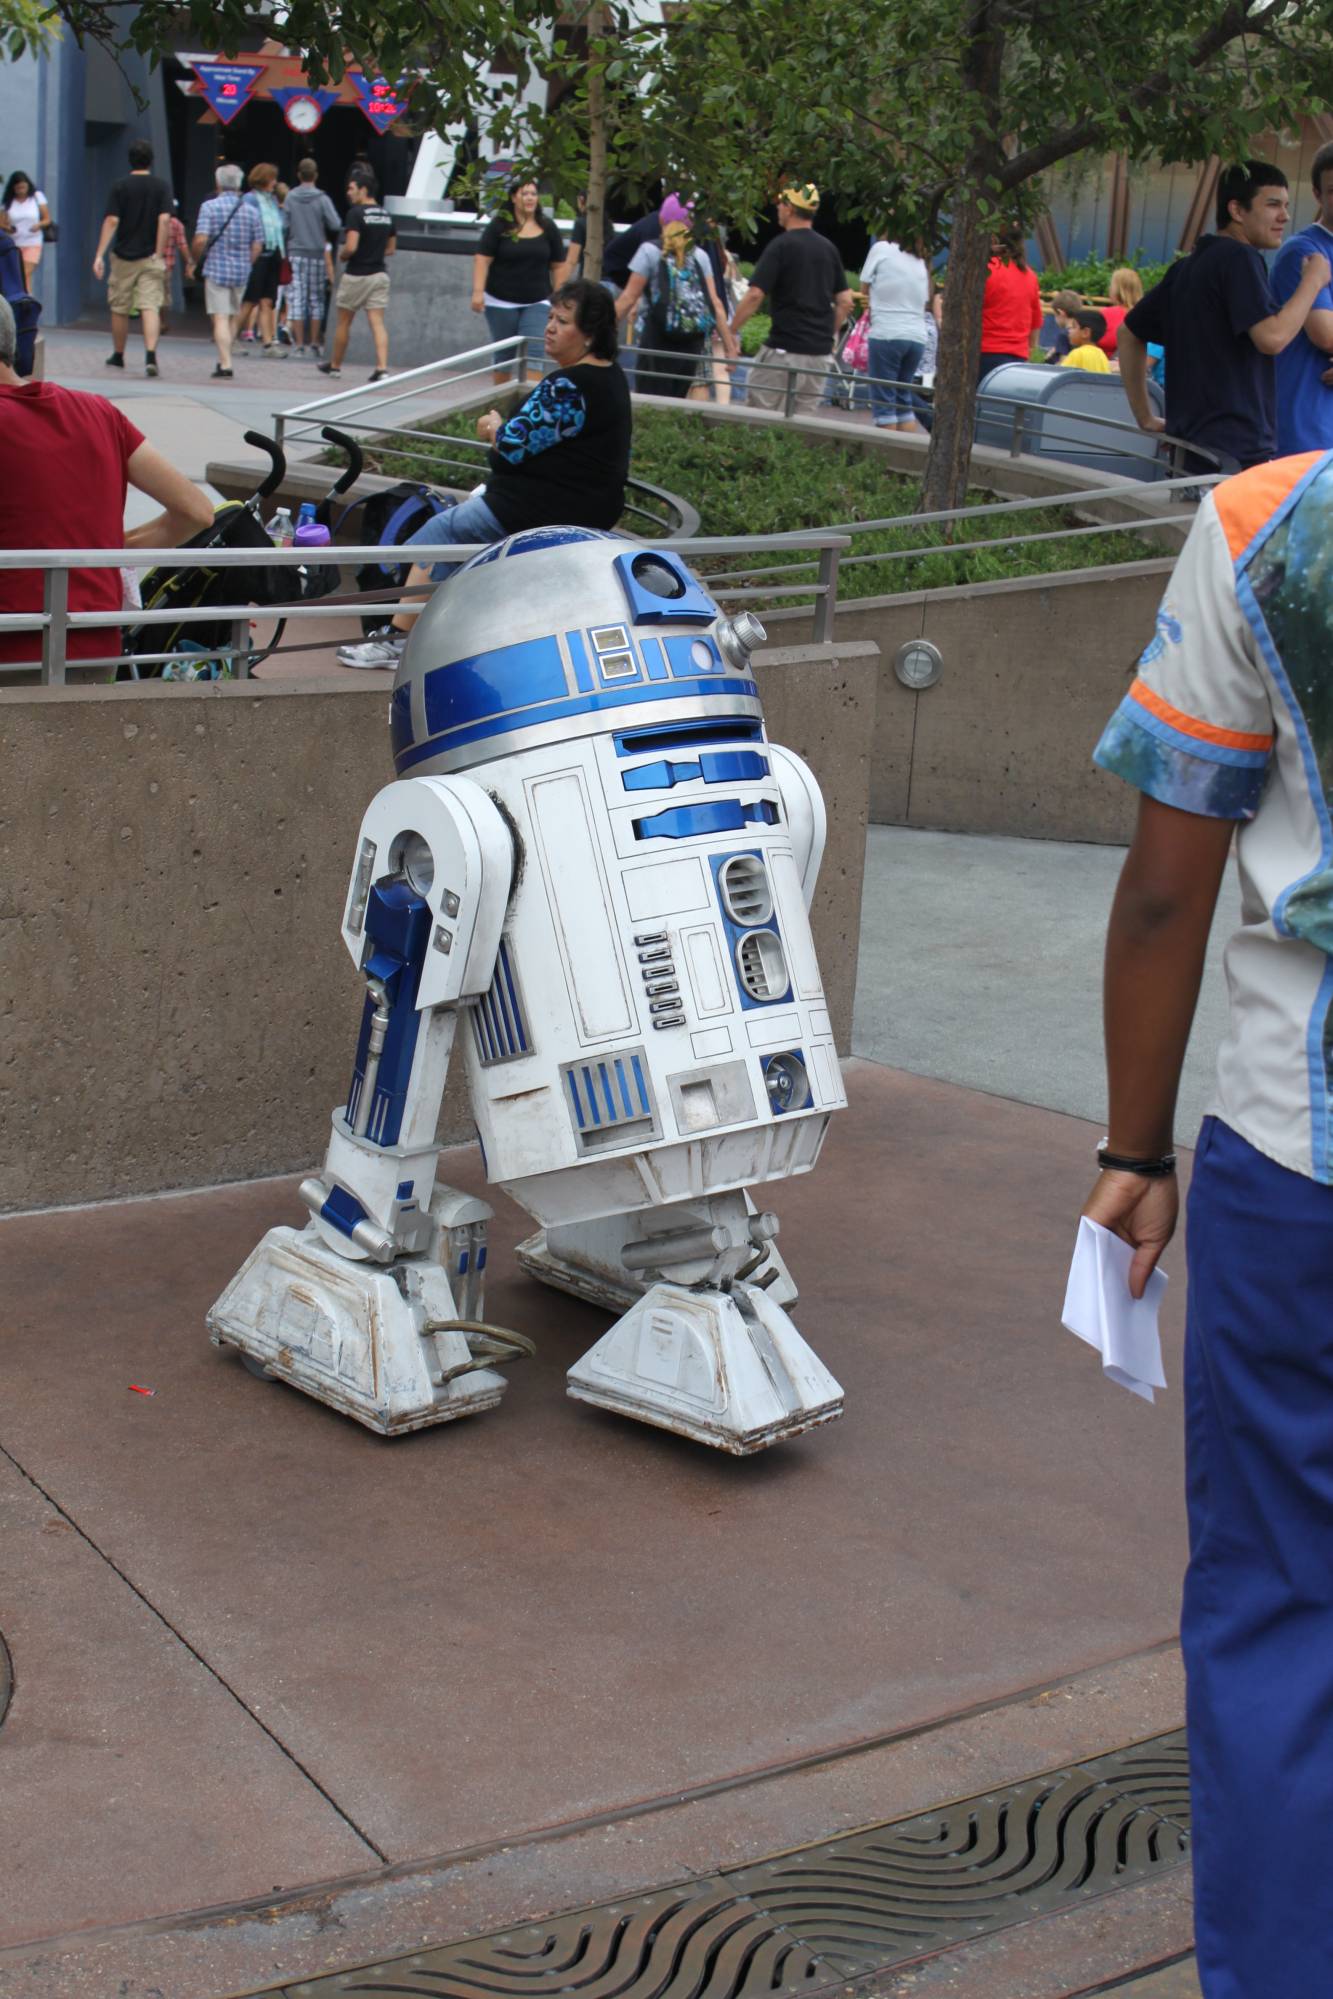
[{"xmin": 1061, "ymin": 1216, "xmax": 1168, "ymax": 1403}]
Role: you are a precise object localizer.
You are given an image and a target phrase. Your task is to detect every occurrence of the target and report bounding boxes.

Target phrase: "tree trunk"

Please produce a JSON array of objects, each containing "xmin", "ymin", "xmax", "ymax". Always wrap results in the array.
[
  {"xmin": 583, "ymin": 5, "xmax": 609, "ymax": 282},
  {"xmin": 919, "ymin": 185, "xmax": 992, "ymax": 516},
  {"xmin": 919, "ymin": 0, "xmax": 1006, "ymax": 517}
]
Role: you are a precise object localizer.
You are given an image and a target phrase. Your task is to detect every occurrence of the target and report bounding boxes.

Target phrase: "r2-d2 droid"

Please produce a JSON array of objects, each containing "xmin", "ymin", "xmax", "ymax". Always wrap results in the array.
[{"xmin": 208, "ymin": 529, "xmax": 848, "ymax": 1452}]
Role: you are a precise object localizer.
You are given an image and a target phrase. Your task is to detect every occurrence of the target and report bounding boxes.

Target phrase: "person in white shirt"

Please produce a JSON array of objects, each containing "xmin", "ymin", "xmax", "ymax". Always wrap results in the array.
[
  {"xmin": 859, "ymin": 234, "xmax": 930, "ymax": 431},
  {"xmin": 2, "ymin": 171, "xmax": 51, "ymax": 279}
]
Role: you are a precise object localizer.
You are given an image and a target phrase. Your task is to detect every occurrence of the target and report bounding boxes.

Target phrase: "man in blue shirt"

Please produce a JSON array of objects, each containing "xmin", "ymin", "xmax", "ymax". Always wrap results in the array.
[
  {"xmin": 1120, "ymin": 160, "xmax": 1328, "ymax": 471},
  {"xmin": 1272, "ymin": 141, "xmax": 1333, "ymax": 453}
]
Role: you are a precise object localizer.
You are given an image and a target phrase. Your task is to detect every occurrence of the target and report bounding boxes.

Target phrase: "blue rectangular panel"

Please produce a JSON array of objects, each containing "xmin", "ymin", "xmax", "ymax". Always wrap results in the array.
[
  {"xmin": 423, "ymin": 636, "xmax": 569, "ymax": 735},
  {"xmin": 640, "ymin": 637, "xmax": 670, "ymax": 681},
  {"xmin": 565, "ymin": 629, "xmax": 593, "ymax": 693}
]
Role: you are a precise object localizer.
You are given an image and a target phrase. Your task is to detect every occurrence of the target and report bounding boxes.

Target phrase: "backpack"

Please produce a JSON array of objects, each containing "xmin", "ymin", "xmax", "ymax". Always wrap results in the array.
[
  {"xmin": 353, "ymin": 481, "xmax": 454, "ymax": 631},
  {"xmin": 651, "ymin": 249, "xmax": 714, "ymax": 338}
]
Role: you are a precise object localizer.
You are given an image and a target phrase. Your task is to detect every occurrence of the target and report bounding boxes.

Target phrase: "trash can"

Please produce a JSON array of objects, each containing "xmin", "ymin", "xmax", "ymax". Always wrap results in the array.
[{"xmin": 974, "ymin": 363, "xmax": 1168, "ymax": 481}]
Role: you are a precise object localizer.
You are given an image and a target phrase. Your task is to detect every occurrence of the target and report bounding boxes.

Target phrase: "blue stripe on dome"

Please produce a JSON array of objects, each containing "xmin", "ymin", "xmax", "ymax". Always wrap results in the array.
[
  {"xmin": 422, "ymin": 636, "xmax": 569, "ymax": 737},
  {"xmin": 394, "ymin": 677, "xmax": 760, "ymax": 773}
]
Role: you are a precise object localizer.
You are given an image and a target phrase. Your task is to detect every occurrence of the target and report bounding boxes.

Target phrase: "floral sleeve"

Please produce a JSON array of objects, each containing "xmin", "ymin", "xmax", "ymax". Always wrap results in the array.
[{"xmin": 493, "ymin": 374, "xmax": 588, "ymax": 463}]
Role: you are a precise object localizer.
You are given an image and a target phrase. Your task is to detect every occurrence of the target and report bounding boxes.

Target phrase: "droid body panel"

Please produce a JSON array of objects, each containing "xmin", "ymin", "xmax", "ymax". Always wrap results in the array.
[{"xmin": 208, "ymin": 529, "xmax": 847, "ymax": 1449}]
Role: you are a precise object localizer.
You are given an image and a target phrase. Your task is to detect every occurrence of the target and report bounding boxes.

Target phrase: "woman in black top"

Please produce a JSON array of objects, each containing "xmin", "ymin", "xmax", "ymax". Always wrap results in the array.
[
  {"xmin": 336, "ymin": 280, "xmax": 632, "ymax": 670},
  {"xmin": 472, "ymin": 180, "xmax": 565, "ymax": 386}
]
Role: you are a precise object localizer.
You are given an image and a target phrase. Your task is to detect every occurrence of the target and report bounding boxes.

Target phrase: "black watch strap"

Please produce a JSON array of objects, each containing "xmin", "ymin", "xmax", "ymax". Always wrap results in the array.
[{"xmin": 1097, "ymin": 1140, "xmax": 1177, "ymax": 1178}]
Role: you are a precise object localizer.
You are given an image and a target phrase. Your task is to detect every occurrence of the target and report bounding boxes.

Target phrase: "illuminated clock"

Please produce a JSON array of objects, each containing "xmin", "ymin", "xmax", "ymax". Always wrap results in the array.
[{"xmin": 283, "ymin": 94, "xmax": 323, "ymax": 134}]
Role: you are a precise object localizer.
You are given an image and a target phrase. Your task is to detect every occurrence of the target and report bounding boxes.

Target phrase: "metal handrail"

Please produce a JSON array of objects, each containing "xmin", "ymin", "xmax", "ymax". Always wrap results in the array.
[
  {"xmin": 274, "ymin": 336, "xmax": 530, "ymax": 452},
  {"xmin": 0, "ymin": 531, "xmax": 852, "ymax": 685}
]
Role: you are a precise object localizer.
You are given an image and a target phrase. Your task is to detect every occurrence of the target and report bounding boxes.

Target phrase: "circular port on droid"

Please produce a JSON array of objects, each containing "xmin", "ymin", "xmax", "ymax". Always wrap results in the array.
[
  {"xmin": 631, "ymin": 552, "xmax": 688, "ymax": 599},
  {"xmin": 764, "ymin": 1051, "xmax": 811, "ymax": 1114},
  {"xmin": 720, "ymin": 854, "xmax": 773, "ymax": 926},
  {"xmin": 393, "ymin": 830, "xmax": 435, "ymax": 897}
]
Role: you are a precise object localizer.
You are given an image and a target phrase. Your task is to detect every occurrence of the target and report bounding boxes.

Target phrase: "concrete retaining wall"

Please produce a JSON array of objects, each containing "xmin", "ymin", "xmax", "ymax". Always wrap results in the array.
[
  {"xmin": 0, "ymin": 639, "xmax": 877, "ymax": 1214},
  {"xmin": 767, "ymin": 557, "xmax": 1172, "ymax": 845}
]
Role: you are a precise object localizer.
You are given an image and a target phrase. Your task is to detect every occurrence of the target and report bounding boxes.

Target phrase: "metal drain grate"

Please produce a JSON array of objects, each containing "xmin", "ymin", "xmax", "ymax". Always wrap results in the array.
[{"xmin": 281, "ymin": 1732, "xmax": 1189, "ymax": 1998}]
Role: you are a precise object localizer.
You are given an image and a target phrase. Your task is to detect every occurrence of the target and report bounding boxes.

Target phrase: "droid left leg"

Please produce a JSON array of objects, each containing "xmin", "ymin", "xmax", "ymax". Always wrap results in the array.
[
  {"xmin": 207, "ymin": 773, "xmax": 527, "ymax": 1436},
  {"xmin": 564, "ymin": 1191, "xmax": 842, "ymax": 1453}
]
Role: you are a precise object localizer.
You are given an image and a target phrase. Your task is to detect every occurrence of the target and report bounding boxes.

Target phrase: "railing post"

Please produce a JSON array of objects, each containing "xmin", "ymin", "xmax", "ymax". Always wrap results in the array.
[
  {"xmin": 814, "ymin": 545, "xmax": 840, "ymax": 642},
  {"xmin": 230, "ymin": 617, "xmax": 251, "ymax": 680},
  {"xmin": 516, "ymin": 338, "xmax": 529, "ymax": 387},
  {"xmin": 273, "ymin": 411, "xmax": 286, "ymax": 454},
  {"xmin": 782, "ymin": 358, "xmax": 798, "ymax": 420},
  {"xmin": 41, "ymin": 566, "xmax": 68, "ymax": 686},
  {"xmin": 1009, "ymin": 403, "xmax": 1025, "ymax": 458}
]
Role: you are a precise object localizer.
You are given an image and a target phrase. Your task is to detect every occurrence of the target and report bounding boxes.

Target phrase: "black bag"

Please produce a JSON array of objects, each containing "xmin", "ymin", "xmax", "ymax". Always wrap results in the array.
[
  {"xmin": 353, "ymin": 482, "xmax": 453, "ymax": 632},
  {"xmin": 121, "ymin": 501, "xmax": 301, "ymax": 680},
  {"xmin": 41, "ymin": 220, "xmax": 58, "ymax": 243}
]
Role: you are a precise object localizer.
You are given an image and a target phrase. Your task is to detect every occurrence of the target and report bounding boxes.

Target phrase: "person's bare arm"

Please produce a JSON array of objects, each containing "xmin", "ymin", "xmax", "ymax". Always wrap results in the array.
[
  {"xmin": 1080, "ymin": 794, "xmax": 1235, "ymax": 1295},
  {"xmin": 190, "ymin": 228, "xmax": 208, "ymax": 265},
  {"xmin": 37, "ymin": 200, "xmax": 50, "ymax": 228},
  {"xmin": 340, "ymin": 226, "xmax": 361, "ymax": 265},
  {"xmin": 122, "ymin": 441, "xmax": 215, "ymax": 548},
  {"xmin": 384, "ymin": 234, "xmax": 396, "ymax": 259},
  {"xmin": 1248, "ymin": 252, "xmax": 1331, "ymax": 355},
  {"xmin": 729, "ymin": 282, "xmax": 766, "ymax": 336},
  {"xmin": 1117, "ymin": 324, "xmax": 1165, "ymax": 434},
  {"xmin": 615, "ymin": 272, "xmax": 646, "ymax": 323},
  {"xmin": 92, "ymin": 213, "xmax": 117, "ymax": 279},
  {"xmin": 833, "ymin": 285, "xmax": 854, "ymax": 335},
  {"xmin": 471, "ymin": 251, "xmax": 491, "ymax": 311},
  {"xmin": 705, "ymin": 272, "xmax": 738, "ymax": 355},
  {"xmin": 154, "ymin": 209, "xmax": 172, "ymax": 259}
]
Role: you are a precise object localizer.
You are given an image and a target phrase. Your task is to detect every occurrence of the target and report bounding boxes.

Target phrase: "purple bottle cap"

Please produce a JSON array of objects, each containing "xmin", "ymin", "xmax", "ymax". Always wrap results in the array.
[{"xmin": 293, "ymin": 521, "xmax": 332, "ymax": 547}]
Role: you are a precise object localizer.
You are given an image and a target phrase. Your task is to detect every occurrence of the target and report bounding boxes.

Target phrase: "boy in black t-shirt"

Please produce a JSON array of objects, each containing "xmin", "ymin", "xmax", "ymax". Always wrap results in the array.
[
  {"xmin": 1119, "ymin": 160, "xmax": 1330, "ymax": 470},
  {"xmin": 92, "ymin": 139, "xmax": 173, "ymax": 378},
  {"xmin": 318, "ymin": 169, "xmax": 397, "ymax": 381}
]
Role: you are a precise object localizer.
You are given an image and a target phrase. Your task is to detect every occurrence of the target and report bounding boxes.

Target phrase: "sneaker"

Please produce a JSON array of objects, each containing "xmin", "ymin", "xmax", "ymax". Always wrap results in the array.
[
  {"xmin": 263, "ymin": 342, "xmax": 288, "ymax": 359},
  {"xmin": 368, "ymin": 368, "xmax": 388, "ymax": 383},
  {"xmin": 336, "ymin": 625, "xmax": 408, "ymax": 671},
  {"xmin": 145, "ymin": 353, "xmax": 158, "ymax": 377},
  {"xmin": 105, "ymin": 351, "xmax": 124, "ymax": 369},
  {"xmin": 317, "ymin": 362, "xmax": 341, "ymax": 377},
  {"xmin": 211, "ymin": 365, "xmax": 234, "ymax": 379}
]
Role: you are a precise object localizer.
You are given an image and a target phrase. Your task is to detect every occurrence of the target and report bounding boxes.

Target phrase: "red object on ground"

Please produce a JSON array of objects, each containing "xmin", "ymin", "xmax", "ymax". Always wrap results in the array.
[
  {"xmin": 981, "ymin": 258, "xmax": 1044, "ymax": 360},
  {"xmin": 128, "ymin": 1384, "xmax": 156, "ymax": 1397}
]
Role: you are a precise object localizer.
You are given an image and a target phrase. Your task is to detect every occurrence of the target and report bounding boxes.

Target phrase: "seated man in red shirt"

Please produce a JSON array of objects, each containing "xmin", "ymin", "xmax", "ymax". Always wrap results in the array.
[{"xmin": 0, "ymin": 295, "xmax": 212, "ymax": 667}]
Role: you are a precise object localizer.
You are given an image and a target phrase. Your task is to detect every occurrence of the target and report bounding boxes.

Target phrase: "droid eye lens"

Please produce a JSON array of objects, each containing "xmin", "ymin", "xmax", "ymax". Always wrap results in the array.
[{"xmin": 631, "ymin": 554, "xmax": 687, "ymax": 600}]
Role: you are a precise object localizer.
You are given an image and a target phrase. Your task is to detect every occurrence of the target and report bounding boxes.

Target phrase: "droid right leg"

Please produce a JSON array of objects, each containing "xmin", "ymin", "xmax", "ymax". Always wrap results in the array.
[{"xmin": 563, "ymin": 1192, "xmax": 842, "ymax": 1454}]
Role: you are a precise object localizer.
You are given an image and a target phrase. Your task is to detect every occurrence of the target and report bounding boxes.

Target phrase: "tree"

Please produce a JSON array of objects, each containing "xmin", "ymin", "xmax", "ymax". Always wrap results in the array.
[
  {"xmin": 1, "ymin": 0, "xmax": 58, "ymax": 59},
  {"xmin": 660, "ymin": 0, "xmax": 1333, "ymax": 510}
]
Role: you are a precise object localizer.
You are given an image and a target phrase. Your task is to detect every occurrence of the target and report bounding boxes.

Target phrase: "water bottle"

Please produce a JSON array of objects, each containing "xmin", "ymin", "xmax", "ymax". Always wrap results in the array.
[
  {"xmin": 296, "ymin": 501, "xmax": 317, "ymax": 529},
  {"xmin": 266, "ymin": 506, "xmax": 294, "ymax": 547}
]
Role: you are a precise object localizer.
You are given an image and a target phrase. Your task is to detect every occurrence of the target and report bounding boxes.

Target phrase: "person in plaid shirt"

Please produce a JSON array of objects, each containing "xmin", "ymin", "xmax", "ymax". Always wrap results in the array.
[{"xmin": 190, "ymin": 165, "xmax": 262, "ymax": 379}]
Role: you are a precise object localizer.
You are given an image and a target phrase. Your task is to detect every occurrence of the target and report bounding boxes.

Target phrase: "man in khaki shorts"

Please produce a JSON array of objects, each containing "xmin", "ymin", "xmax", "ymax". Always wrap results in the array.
[
  {"xmin": 92, "ymin": 139, "xmax": 173, "ymax": 378},
  {"xmin": 317, "ymin": 168, "xmax": 396, "ymax": 382},
  {"xmin": 730, "ymin": 182, "xmax": 852, "ymax": 418}
]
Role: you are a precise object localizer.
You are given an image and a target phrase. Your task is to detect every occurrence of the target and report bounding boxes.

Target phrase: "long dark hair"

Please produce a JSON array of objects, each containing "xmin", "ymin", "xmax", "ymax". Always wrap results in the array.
[
  {"xmin": 2, "ymin": 171, "xmax": 35, "ymax": 209},
  {"xmin": 994, "ymin": 224, "xmax": 1028, "ymax": 271},
  {"xmin": 498, "ymin": 177, "xmax": 544, "ymax": 235},
  {"xmin": 552, "ymin": 279, "xmax": 618, "ymax": 360}
]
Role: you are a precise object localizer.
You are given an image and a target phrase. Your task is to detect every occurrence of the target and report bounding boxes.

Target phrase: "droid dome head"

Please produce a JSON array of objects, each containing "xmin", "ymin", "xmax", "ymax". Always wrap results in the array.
[{"xmin": 389, "ymin": 527, "xmax": 767, "ymax": 780}]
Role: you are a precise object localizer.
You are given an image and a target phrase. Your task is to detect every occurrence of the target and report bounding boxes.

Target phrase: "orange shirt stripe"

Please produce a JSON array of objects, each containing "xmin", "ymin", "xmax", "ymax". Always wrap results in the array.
[
  {"xmin": 1129, "ymin": 677, "xmax": 1273, "ymax": 753},
  {"xmin": 1213, "ymin": 454, "xmax": 1324, "ymax": 561}
]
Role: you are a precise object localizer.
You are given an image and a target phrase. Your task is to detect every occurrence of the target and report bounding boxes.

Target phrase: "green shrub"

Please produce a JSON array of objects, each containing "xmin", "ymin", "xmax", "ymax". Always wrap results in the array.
[{"xmin": 1041, "ymin": 252, "xmax": 1174, "ymax": 298}]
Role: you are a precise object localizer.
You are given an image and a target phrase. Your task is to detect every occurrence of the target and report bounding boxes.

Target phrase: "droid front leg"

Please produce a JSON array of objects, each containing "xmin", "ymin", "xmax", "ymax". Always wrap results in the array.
[
  {"xmin": 564, "ymin": 1191, "xmax": 843, "ymax": 1454},
  {"xmin": 207, "ymin": 774, "xmax": 524, "ymax": 1436}
]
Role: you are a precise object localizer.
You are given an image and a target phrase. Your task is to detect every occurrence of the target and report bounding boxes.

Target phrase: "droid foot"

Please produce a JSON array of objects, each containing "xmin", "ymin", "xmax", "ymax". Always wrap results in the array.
[
  {"xmin": 208, "ymin": 1223, "xmax": 521, "ymax": 1436},
  {"xmin": 566, "ymin": 1279, "xmax": 842, "ymax": 1454}
]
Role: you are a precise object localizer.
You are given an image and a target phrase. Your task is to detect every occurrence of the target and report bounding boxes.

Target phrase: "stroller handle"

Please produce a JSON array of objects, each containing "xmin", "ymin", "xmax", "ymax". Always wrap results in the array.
[
  {"xmin": 321, "ymin": 427, "xmax": 365, "ymax": 496},
  {"xmin": 243, "ymin": 431, "xmax": 288, "ymax": 502}
]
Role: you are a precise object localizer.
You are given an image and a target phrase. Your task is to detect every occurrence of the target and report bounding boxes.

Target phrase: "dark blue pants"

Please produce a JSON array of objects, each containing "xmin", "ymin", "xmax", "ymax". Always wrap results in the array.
[{"xmin": 1183, "ymin": 1117, "xmax": 1333, "ymax": 1995}]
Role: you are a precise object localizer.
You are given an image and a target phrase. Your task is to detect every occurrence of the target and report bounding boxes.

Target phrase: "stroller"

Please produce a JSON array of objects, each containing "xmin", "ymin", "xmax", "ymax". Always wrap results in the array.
[{"xmin": 120, "ymin": 427, "xmax": 364, "ymax": 681}]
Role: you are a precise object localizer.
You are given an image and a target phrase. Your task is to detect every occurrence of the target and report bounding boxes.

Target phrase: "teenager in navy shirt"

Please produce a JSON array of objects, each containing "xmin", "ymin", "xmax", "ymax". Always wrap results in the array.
[{"xmin": 1119, "ymin": 160, "xmax": 1329, "ymax": 471}]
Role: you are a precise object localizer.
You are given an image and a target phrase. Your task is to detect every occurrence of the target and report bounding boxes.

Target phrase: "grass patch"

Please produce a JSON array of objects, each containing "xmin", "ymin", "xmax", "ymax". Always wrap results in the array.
[
  {"xmin": 349, "ymin": 401, "xmax": 1160, "ymax": 604},
  {"xmin": 627, "ymin": 407, "xmax": 1155, "ymax": 597}
]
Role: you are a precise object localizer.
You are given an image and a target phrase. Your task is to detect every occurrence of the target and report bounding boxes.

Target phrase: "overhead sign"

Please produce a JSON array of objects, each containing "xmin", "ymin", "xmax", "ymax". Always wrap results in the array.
[
  {"xmin": 349, "ymin": 70, "xmax": 411, "ymax": 134},
  {"xmin": 188, "ymin": 59, "xmax": 267, "ymax": 125}
]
